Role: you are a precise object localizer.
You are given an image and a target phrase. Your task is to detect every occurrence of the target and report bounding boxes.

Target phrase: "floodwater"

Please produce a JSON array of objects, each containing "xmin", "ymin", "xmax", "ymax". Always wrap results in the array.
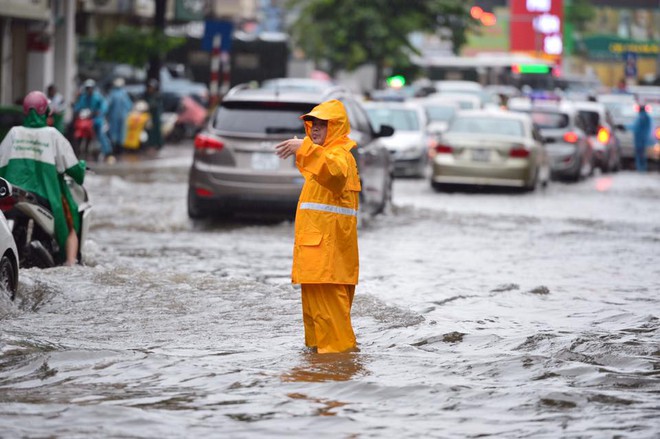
[{"xmin": 1, "ymin": 148, "xmax": 659, "ymax": 438}]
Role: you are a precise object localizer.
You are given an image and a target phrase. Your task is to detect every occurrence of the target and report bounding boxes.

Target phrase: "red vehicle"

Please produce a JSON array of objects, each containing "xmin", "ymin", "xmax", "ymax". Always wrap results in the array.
[{"xmin": 73, "ymin": 108, "xmax": 95, "ymax": 159}]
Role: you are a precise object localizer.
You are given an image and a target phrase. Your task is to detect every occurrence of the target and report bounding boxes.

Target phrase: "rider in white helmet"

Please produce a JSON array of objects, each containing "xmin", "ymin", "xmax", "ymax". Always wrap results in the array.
[{"xmin": 0, "ymin": 91, "xmax": 86, "ymax": 266}]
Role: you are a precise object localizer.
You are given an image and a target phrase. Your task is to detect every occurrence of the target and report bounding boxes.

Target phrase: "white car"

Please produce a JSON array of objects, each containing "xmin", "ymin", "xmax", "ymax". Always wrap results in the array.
[
  {"xmin": 364, "ymin": 101, "xmax": 430, "ymax": 178},
  {"xmin": 0, "ymin": 203, "xmax": 19, "ymax": 301}
]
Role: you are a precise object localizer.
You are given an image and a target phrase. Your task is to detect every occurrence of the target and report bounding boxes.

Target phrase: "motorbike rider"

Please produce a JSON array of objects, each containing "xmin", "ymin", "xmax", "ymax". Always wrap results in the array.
[
  {"xmin": 73, "ymin": 79, "xmax": 115, "ymax": 164},
  {"xmin": 0, "ymin": 91, "xmax": 86, "ymax": 266}
]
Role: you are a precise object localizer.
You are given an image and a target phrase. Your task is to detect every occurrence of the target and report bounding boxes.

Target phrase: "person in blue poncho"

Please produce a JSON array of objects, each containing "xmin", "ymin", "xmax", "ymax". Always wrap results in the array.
[
  {"xmin": 106, "ymin": 77, "xmax": 133, "ymax": 153},
  {"xmin": 631, "ymin": 104, "xmax": 651, "ymax": 172},
  {"xmin": 73, "ymin": 79, "xmax": 114, "ymax": 163}
]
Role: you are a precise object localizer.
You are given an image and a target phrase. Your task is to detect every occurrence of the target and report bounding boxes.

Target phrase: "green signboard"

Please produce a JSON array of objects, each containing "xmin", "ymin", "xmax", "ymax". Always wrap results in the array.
[{"xmin": 582, "ymin": 35, "xmax": 659, "ymax": 60}]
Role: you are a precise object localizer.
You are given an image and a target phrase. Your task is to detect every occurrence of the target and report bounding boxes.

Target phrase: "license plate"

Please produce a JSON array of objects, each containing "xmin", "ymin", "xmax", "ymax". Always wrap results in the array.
[
  {"xmin": 251, "ymin": 152, "xmax": 280, "ymax": 170},
  {"xmin": 472, "ymin": 149, "xmax": 491, "ymax": 162}
]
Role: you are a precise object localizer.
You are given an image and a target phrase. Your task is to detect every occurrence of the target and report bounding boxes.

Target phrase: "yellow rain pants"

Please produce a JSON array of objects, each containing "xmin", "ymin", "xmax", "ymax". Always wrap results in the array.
[{"xmin": 301, "ymin": 284, "xmax": 356, "ymax": 354}]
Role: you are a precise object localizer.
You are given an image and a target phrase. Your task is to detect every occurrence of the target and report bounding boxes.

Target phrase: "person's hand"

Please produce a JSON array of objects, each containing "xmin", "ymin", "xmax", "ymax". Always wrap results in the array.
[{"xmin": 275, "ymin": 136, "xmax": 303, "ymax": 159}]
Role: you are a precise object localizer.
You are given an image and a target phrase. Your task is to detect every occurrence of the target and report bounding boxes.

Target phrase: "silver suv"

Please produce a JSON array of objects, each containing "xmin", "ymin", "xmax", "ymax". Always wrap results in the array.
[{"xmin": 187, "ymin": 83, "xmax": 394, "ymax": 219}]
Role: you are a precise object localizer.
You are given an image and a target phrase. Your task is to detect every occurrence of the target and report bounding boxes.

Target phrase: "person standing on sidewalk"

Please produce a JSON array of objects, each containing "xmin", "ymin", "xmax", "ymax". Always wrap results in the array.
[{"xmin": 275, "ymin": 99, "xmax": 361, "ymax": 354}]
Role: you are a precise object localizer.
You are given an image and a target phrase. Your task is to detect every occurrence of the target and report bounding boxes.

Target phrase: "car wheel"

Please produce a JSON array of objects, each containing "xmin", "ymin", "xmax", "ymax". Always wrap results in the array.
[
  {"xmin": 0, "ymin": 254, "xmax": 17, "ymax": 301},
  {"xmin": 524, "ymin": 168, "xmax": 539, "ymax": 192},
  {"xmin": 375, "ymin": 173, "xmax": 393, "ymax": 215},
  {"xmin": 187, "ymin": 188, "xmax": 207, "ymax": 220}
]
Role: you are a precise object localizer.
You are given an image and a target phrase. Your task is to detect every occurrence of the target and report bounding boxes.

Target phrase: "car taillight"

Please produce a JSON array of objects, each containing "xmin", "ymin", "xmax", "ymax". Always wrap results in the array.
[
  {"xmin": 435, "ymin": 144, "xmax": 453, "ymax": 154},
  {"xmin": 509, "ymin": 146, "xmax": 530, "ymax": 158},
  {"xmin": 655, "ymin": 127, "xmax": 660, "ymax": 140},
  {"xmin": 563, "ymin": 132, "xmax": 578, "ymax": 143},
  {"xmin": 194, "ymin": 134, "xmax": 224, "ymax": 153},
  {"xmin": 597, "ymin": 126, "xmax": 610, "ymax": 144},
  {"xmin": 195, "ymin": 188, "xmax": 213, "ymax": 197},
  {"xmin": 0, "ymin": 196, "xmax": 16, "ymax": 212}
]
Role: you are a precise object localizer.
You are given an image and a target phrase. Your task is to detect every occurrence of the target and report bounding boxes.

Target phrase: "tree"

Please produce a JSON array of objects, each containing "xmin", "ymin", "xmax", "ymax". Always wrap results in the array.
[
  {"xmin": 287, "ymin": 0, "xmax": 474, "ymax": 88},
  {"xmin": 96, "ymin": 25, "xmax": 185, "ymax": 69}
]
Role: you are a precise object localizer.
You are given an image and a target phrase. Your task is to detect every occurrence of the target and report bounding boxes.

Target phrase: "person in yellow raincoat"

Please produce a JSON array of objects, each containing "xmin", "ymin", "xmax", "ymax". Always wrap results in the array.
[{"xmin": 275, "ymin": 99, "xmax": 361, "ymax": 354}]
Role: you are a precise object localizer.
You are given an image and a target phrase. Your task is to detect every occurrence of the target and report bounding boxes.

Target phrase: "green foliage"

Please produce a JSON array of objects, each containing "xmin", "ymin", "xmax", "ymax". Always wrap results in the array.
[
  {"xmin": 96, "ymin": 26, "xmax": 185, "ymax": 67},
  {"xmin": 287, "ymin": 0, "xmax": 473, "ymax": 80},
  {"xmin": 565, "ymin": 0, "xmax": 596, "ymax": 33}
]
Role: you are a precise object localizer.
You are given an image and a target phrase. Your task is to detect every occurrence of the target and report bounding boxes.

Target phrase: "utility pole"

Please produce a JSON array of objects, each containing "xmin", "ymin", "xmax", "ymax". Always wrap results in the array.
[{"xmin": 148, "ymin": 0, "xmax": 167, "ymax": 83}]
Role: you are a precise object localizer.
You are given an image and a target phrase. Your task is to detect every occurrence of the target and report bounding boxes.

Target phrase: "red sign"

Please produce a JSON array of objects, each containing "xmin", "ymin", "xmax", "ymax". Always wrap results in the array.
[{"xmin": 510, "ymin": 0, "xmax": 563, "ymax": 59}]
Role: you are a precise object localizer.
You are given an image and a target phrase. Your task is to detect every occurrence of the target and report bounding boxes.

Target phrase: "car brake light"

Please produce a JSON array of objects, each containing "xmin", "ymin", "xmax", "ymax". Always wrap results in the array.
[
  {"xmin": 509, "ymin": 146, "xmax": 530, "ymax": 158},
  {"xmin": 194, "ymin": 134, "xmax": 224, "ymax": 152},
  {"xmin": 563, "ymin": 132, "xmax": 578, "ymax": 143},
  {"xmin": 435, "ymin": 144, "xmax": 453, "ymax": 154},
  {"xmin": 195, "ymin": 188, "xmax": 213, "ymax": 197},
  {"xmin": 597, "ymin": 126, "xmax": 610, "ymax": 144},
  {"xmin": 0, "ymin": 195, "xmax": 16, "ymax": 212},
  {"xmin": 656, "ymin": 127, "xmax": 660, "ymax": 140}
]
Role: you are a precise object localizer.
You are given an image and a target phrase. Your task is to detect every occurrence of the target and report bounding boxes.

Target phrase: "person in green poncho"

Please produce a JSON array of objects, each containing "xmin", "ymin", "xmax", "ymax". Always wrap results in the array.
[{"xmin": 0, "ymin": 91, "xmax": 86, "ymax": 266}]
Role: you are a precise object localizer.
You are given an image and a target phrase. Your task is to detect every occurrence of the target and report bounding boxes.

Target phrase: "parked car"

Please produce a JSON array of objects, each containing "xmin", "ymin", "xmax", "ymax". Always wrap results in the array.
[
  {"xmin": 363, "ymin": 101, "xmax": 430, "ymax": 178},
  {"xmin": 508, "ymin": 98, "xmax": 593, "ymax": 181},
  {"xmin": 573, "ymin": 100, "xmax": 621, "ymax": 173},
  {"xmin": 0, "ymin": 185, "xmax": 19, "ymax": 301},
  {"xmin": 430, "ymin": 109, "xmax": 549, "ymax": 191},
  {"xmin": 187, "ymin": 83, "xmax": 394, "ymax": 220}
]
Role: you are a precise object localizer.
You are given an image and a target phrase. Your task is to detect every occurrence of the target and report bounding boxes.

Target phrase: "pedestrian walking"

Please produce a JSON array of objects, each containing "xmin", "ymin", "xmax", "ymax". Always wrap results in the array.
[
  {"xmin": 73, "ymin": 79, "xmax": 115, "ymax": 163},
  {"xmin": 46, "ymin": 84, "xmax": 65, "ymax": 134},
  {"xmin": 275, "ymin": 99, "xmax": 361, "ymax": 354},
  {"xmin": 143, "ymin": 79, "xmax": 163, "ymax": 151},
  {"xmin": 631, "ymin": 104, "xmax": 651, "ymax": 172},
  {"xmin": 106, "ymin": 77, "xmax": 133, "ymax": 153}
]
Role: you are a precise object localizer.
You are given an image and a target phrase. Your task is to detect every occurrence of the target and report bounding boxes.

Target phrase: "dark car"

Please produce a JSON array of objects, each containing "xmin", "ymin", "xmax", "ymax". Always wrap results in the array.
[
  {"xmin": 508, "ymin": 98, "xmax": 593, "ymax": 181},
  {"xmin": 187, "ymin": 83, "xmax": 394, "ymax": 220}
]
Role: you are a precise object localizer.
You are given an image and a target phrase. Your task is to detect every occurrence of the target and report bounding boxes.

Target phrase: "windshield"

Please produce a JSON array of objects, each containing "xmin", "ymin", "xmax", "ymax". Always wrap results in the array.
[
  {"xmin": 449, "ymin": 117, "xmax": 524, "ymax": 136},
  {"xmin": 527, "ymin": 111, "xmax": 569, "ymax": 129},
  {"xmin": 366, "ymin": 108, "xmax": 420, "ymax": 131},
  {"xmin": 213, "ymin": 102, "xmax": 313, "ymax": 135}
]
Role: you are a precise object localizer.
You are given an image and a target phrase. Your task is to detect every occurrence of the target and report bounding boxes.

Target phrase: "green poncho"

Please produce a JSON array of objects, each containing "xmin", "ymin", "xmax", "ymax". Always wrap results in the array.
[{"xmin": 0, "ymin": 109, "xmax": 85, "ymax": 259}]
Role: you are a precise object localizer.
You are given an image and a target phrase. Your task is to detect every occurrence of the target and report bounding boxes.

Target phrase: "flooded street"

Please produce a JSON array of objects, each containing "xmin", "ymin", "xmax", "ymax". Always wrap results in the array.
[{"xmin": 1, "ymin": 145, "xmax": 659, "ymax": 438}]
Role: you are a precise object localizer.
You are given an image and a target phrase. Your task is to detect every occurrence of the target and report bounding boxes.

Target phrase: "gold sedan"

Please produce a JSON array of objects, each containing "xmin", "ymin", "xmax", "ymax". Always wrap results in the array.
[{"xmin": 430, "ymin": 110, "xmax": 550, "ymax": 191}]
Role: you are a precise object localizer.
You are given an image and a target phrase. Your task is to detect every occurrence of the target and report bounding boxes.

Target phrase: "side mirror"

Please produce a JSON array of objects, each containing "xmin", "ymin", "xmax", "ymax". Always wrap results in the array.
[
  {"xmin": 0, "ymin": 177, "xmax": 12, "ymax": 198},
  {"xmin": 376, "ymin": 124, "xmax": 395, "ymax": 138}
]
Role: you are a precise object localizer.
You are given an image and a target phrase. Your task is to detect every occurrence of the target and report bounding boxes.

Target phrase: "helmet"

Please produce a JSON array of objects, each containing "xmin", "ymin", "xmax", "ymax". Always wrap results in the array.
[
  {"xmin": 83, "ymin": 79, "xmax": 96, "ymax": 88},
  {"xmin": 22, "ymin": 91, "xmax": 50, "ymax": 116}
]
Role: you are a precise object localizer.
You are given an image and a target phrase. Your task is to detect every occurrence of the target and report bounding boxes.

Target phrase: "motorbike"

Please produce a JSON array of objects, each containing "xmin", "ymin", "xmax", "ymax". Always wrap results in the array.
[
  {"xmin": 73, "ymin": 108, "xmax": 96, "ymax": 160},
  {"xmin": 0, "ymin": 174, "xmax": 92, "ymax": 268}
]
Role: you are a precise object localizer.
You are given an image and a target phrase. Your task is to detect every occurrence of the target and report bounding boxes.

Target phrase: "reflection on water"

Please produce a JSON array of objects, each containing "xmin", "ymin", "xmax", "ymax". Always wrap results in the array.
[
  {"xmin": 282, "ymin": 352, "xmax": 367, "ymax": 383},
  {"xmin": 1, "ymin": 168, "xmax": 659, "ymax": 437}
]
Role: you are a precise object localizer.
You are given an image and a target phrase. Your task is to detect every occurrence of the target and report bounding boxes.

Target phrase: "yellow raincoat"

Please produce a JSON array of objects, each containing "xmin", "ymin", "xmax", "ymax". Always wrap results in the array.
[{"xmin": 292, "ymin": 99, "xmax": 361, "ymax": 353}]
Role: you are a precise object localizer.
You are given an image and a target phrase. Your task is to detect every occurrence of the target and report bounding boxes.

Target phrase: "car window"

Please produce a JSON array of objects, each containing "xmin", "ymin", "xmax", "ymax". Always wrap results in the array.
[
  {"xmin": 366, "ymin": 108, "xmax": 420, "ymax": 131},
  {"xmin": 529, "ymin": 111, "xmax": 569, "ymax": 129},
  {"xmin": 425, "ymin": 105, "xmax": 456, "ymax": 122},
  {"xmin": 344, "ymin": 99, "xmax": 372, "ymax": 134},
  {"xmin": 449, "ymin": 117, "xmax": 524, "ymax": 136},
  {"xmin": 214, "ymin": 101, "xmax": 313, "ymax": 135},
  {"xmin": 578, "ymin": 110, "xmax": 600, "ymax": 135}
]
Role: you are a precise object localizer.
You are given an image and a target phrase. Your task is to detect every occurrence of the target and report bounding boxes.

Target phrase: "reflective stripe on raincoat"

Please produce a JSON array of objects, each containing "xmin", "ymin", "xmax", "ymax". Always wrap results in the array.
[{"xmin": 292, "ymin": 99, "xmax": 361, "ymax": 285}]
